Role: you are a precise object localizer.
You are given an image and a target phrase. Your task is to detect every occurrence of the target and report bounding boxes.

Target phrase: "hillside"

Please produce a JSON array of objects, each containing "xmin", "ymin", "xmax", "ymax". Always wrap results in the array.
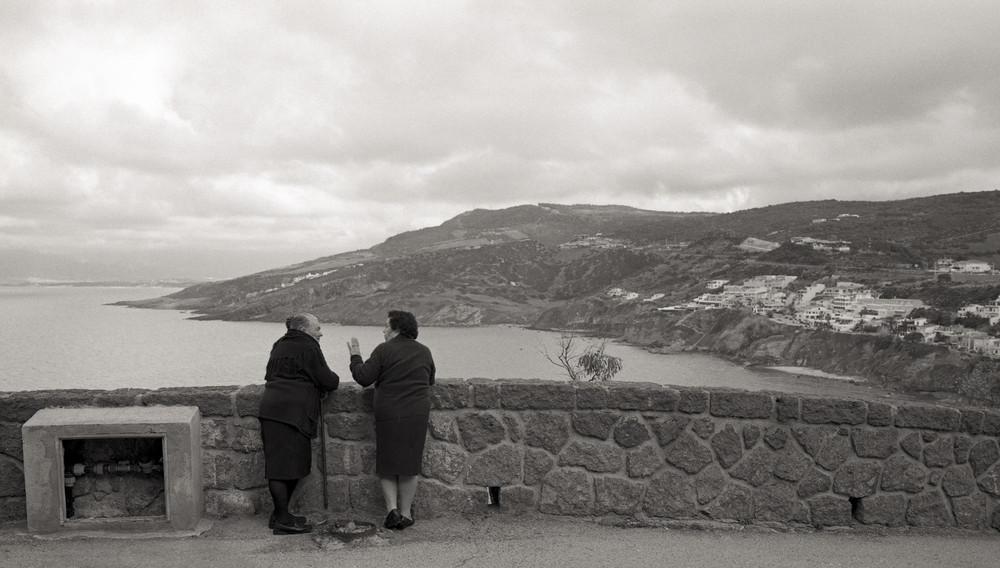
[{"xmin": 119, "ymin": 192, "xmax": 1000, "ymax": 329}]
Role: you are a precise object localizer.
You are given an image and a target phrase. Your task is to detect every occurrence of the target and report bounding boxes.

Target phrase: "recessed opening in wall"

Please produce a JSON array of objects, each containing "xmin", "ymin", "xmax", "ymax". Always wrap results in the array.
[
  {"xmin": 849, "ymin": 496, "xmax": 861, "ymax": 519},
  {"xmin": 61, "ymin": 437, "xmax": 166, "ymax": 522},
  {"xmin": 487, "ymin": 486, "xmax": 501, "ymax": 507}
]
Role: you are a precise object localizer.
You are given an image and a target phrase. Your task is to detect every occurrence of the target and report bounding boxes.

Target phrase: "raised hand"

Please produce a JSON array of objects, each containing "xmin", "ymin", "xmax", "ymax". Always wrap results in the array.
[{"xmin": 347, "ymin": 337, "xmax": 361, "ymax": 357}]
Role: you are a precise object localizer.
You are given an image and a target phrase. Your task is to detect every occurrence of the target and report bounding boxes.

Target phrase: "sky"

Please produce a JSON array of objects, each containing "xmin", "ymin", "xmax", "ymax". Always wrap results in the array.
[{"xmin": 2, "ymin": 1, "xmax": 1000, "ymax": 281}]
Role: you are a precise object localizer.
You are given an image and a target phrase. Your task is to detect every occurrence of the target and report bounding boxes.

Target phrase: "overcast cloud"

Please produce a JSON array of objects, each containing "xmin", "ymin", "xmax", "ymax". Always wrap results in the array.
[{"xmin": 2, "ymin": 1, "xmax": 999, "ymax": 280}]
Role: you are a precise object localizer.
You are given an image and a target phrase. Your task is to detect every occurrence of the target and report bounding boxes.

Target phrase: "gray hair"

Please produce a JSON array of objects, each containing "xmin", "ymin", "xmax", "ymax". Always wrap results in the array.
[{"xmin": 285, "ymin": 313, "xmax": 315, "ymax": 331}]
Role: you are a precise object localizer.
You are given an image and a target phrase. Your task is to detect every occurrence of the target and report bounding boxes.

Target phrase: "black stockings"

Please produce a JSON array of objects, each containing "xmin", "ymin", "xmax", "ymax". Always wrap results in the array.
[{"xmin": 268, "ymin": 479, "xmax": 300, "ymax": 524}]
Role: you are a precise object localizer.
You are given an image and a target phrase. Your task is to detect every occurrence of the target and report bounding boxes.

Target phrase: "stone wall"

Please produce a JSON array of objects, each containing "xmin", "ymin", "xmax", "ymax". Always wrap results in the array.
[{"xmin": 2, "ymin": 380, "xmax": 1000, "ymax": 531}]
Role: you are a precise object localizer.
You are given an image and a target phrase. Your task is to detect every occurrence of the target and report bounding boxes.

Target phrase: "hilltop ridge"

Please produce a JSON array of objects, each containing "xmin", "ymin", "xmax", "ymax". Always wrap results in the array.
[{"xmin": 120, "ymin": 192, "xmax": 1000, "ymax": 328}]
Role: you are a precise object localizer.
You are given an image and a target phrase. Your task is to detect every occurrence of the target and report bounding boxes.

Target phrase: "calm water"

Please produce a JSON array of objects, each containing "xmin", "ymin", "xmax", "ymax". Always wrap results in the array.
[{"xmin": 0, "ymin": 286, "xmax": 902, "ymax": 400}]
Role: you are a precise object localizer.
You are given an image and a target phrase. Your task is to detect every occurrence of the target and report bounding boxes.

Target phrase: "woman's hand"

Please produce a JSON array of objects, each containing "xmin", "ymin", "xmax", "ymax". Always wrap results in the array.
[{"xmin": 347, "ymin": 337, "xmax": 361, "ymax": 357}]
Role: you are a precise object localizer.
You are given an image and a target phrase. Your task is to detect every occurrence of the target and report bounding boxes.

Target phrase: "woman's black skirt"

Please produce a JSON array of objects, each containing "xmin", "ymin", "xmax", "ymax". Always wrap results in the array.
[
  {"xmin": 259, "ymin": 418, "xmax": 312, "ymax": 480},
  {"xmin": 375, "ymin": 414, "xmax": 429, "ymax": 476}
]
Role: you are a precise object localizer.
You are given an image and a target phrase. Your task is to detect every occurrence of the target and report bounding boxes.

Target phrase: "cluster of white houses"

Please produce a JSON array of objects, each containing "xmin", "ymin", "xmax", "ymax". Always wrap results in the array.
[{"xmin": 627, "ymin": 274, "xmax": 1000, "ymax": 358}]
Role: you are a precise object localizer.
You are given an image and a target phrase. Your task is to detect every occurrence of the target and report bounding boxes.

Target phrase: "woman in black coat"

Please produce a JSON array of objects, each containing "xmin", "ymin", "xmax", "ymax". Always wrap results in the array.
[
  {"xmin": 259, "ymin": 313, "xmax": 339, "ymax": 535},
  {"xmin": 347, "ymin": 310, "xmax": 435, "ymax": 530}
]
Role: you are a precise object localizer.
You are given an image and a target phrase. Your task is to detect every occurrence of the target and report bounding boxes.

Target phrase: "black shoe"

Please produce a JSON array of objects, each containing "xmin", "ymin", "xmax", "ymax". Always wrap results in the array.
[
  {"xmin": 268, "ymin": 512, "xmax": 307, "ymax": 529},
  {"xmin": 384, "ymin": 509, "xmax": 402, "ymax": 529},
  {"xmin": 397, "ymin": 515, "xmax": 414, "ymax": 529},
  {"xmin": 273, "ymin": 521, "xmax": 313, "ymax": 535}
]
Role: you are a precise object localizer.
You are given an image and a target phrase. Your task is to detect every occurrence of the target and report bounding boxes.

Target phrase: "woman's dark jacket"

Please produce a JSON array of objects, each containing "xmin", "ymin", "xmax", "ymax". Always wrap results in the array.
[
  {"xmin": 259, "ymin": 329, "xmax": 340, "ymax": 438},
  {"xmin": 350, "ymin": 335, "xmax": 435, "ymax": 421}
]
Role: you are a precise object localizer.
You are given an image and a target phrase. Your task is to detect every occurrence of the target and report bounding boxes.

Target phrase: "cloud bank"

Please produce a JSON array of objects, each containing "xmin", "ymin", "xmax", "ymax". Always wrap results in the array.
[{"xmin": 1, "ymin": 1, "xmax": 998, "ymax": 279}]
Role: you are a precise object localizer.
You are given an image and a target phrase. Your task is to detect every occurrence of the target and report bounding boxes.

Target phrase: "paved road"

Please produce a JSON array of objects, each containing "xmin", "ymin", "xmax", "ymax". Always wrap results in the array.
[{"xmin": 2, "ymin": 513, "xmax": 998, "ymax": 568}]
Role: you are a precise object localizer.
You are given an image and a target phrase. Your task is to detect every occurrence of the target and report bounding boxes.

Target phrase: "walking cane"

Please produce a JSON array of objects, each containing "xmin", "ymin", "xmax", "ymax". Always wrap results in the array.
[{"xmin": 320, "ymin": 398, "xmax": 329, "ymax": 510}]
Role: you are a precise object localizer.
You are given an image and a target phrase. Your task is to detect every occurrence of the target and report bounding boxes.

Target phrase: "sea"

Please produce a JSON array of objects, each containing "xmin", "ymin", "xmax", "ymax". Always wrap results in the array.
[{"xmin": 0, "ymin": 285, "xmax": 909, "ymax": 401}]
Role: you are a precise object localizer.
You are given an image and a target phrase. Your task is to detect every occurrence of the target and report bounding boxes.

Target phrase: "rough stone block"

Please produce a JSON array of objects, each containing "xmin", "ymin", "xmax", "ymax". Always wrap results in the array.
[
  {"xmin": 523, "ymin": 412, "xmax": 570, "ymax": 454},
  {"xmin": 594, "ymin": 476, "xmax": 644, "ymax": 515},
  {"xmin": 1, "ymin": 391, "xmax": 99, "ymax": 423},
  {"xmin": 502, "ymin": 414, "xmax": 523, "ymax": 443},
  {"xmin": 797, "ymin": 468, "xmax": 831, "ymax": 499},
  {"xmin": 664, "ymin": 433, "xmax": 714, "ymax": 474},
  {"xmin": 852, "ymin": 427, "xmax": 898, "ymax": 459},
  {"xmin": 500, "ymin": 381, "xmax": 574, "ymax": 410},
  {"xmin": 742, "ymin": 424, "xmax": 762, "ymax": 449},
  {"xmin": 649, "ymin": 416, "xmax": 690, "ymax": 447},
  {"xmin": 214, "ymin": 451, "xmax": 265, "ymax": 491},
  {"xmin": 866, "ymin": 402, "xmax": 893, "ymax": 427},
  {"xmin": 900, "ymin": 432, "xmax": 922, "ymax": 459},
  {"xmin": 0, "ymin": 423, "xmax": 24, "ymax": 460},
  {"xmin": 754, "ymin": 482, "xmax": 808, "ymax": 523},
  {"xmin": 832, "ymin": 461, "xmax": 880, "ymax": 498},
  {"xmin": 775, "ymin": 395, "xmax": 800, "ymax": 422},
  {"xmin": 430, "ymin": 379, "xmax": 471, "ymax": 410},
  {"xmin": 815, "ymin": 432, "xmax": 852, "ymax": 472},
  {"xmin": 457, "ymin": 412, "xmax": 506, "ymax": 452},
  {"xmin": 695, "ymin": 463, "xmax": 726, "ymax": 505},
  {"xmin": 558, "ymin": 440, "xmax": 626, "ymax": 473},
  {"xmin": 960, "ymin": 409, "xmax": 984, "ymax": 435},
  {"xmin": 711, "ymin": 424, "xmax": 743, "ymax": 469},
  {"xmin": 607, "ymin": 383, "xmax": 678, "ymax": 411},
  {"xmin": 954, "ymin": 436, "xmax": 973, "ymax": 465},
  {"xmin": 233, "ymin": 385, "xmax": 263, "ymax": 417},
  {"xmin": 643, "ymin": 470, "xmax": 696, "ymax": 518},
  {"xmin": 923, "ymin": 436, "xmax": 954, "ymax": 468},
  {"xmin": 626, "ymin": 444, "xmax": 662, "ymax": 478},
  {"xmin": 690, "ymin": 417, "xmax": 715, "ymax": 440},
  {"xmin": 801, "ymin": 398, "xmax": 866, "ymax": 425},
  {"xmin": 730, "ymin": 446, "xmax": 777, "ymax": 487},
  {"xmin": 702, "ymin": 484, "xmax": 752, "ymax": 523},
  {"xmin": 326, "ymin": 441, "xmax": 363, "ymax": 476},
  {"xmin": 428, "ymin": 415, "xmax": 460, "ymax": 443},
  {"xmin": 978, "ymin": 465, "xmax": 1000, "ymax": 497},
  {"xmin": 524, "ymin": 449, "xmax": 555, "ymax": 486},
  {"xmin": 881, "ymin": 454, "xmax": 927, "ymax": 493},
  {"xmin": 539, "ymin": 469, "xmax": 592, "ymax": 516},
  {"xmin": 969, "ymin": 439, "xmax": 1000, "ymax": 477},
  {"xmin": 201, "ymin": 418, "xmax": 229, "ymax": 450},
  {"xmin": 142, "ymin": 386, "xmax": 234, "ymax": 417},
  {"xmin": 856, "ymin": 494, "xmax": 905, "ymax": 526},
  {"xmin": 677, "ymin": 388, "xmax": 709, "ymax": 414},
  {"xmin": 762, "ymin": 427, "xmax": 787, "ymax": 450},
  {"xmin": 810, "ymin": 495, "xmax": 853, "ymax": 527},
  {"xmin": 467, "ymin": 444, "xmax": 523, "ymax": 486},
  {"xmin": 204, "ymin": 489, "xmax": 260, "ymax": 517},
  {"xmin": 413, "ymin": 479, "xmax": 474, "ymax": 518},
  {"xmin": 906, "ymin": 490, "xmax": 953, "ymax": 527},
  {"xmin": 941, "ymin": 465, "xmax": 976, "ymax": 497},
  {"xmin": 325, "ymin": 413, "xmax": 374, "ymax": 441},
  {"xmin": 983, "ymin": 411, "xmax": 1000, "ymax": 436},
  {"xmin": 231, "ymin": 419, "xmax": 263, "ymax": 453},
  {"xmin": 613, "ymin": 416, "xmax": 651, "ymax": 448},
  {"xmin": 0, "ymin": 457, "xmax": 25, "ymax": 498},
  {"xmin": 773, "ymin": 448, "xmax": 812, "ymax": 482},
  {"xmin": 325, "ymin": 477, "xmax": 352, "ymax": 513},
  {"xmin": 471, "ymin": 379, "xmax": 501, "ymax": 409},
  {"xmin": 499, "ymin": 485, "xmax": 536, "ymax": 514},
  {"xmin": 322, "ymin": 386, "xmax": 366, "ymax": 413},
  {"xmin": 0, "ymin": 496, "xmax": 27, "ymax": 521},
  {"xmin": 710, "ymin": 390, "xmax": 773, "ymax": 419},
  {"xmin": 572, "ymin": 411, "xmax": 619, "ymax": 440},
  {"xmin": 895, "ymin": 405, "xmax": 961, "ymax": 432},
  {"xmin": 952, "ymin": 493, "xmax": 990, "ymax": 530},
  {"xmin": 574, "ymin": 383, "xmax": 609, "ymax": 409}
]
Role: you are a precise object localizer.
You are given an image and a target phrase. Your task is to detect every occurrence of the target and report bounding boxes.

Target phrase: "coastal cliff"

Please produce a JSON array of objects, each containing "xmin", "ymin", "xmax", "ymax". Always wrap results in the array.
[{"xmin": 534, "ymin": 304, "xmax": 978, "ymax": 399}]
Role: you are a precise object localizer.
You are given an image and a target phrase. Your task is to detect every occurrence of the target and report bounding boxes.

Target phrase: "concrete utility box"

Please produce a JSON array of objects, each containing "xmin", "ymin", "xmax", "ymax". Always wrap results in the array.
[{"xmin": 22, "ymin": 406, "xmax": 203, "ymax": 535}]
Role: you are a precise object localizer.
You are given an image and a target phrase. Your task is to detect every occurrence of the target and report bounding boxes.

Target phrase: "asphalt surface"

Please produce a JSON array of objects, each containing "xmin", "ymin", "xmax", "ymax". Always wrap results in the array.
[{"xmin": 2, "ymin": 511, "xmax": 999, "ymax": 568}]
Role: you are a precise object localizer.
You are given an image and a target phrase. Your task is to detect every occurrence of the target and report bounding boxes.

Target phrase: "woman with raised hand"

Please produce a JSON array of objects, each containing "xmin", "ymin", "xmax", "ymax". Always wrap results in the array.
[{"xmin": 347, "ymin": 310, "xmax": 435, "ymax": 530}]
